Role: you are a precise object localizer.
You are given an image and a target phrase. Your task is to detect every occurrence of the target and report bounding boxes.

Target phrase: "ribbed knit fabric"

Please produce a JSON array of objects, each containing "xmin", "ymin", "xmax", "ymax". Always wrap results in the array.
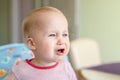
[{"xmin": 4, "ymin": 59, "xmax": 77, "ymax": 80}]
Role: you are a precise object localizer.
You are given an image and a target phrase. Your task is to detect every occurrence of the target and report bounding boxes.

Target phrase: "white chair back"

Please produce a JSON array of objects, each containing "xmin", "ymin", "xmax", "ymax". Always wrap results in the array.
[{"xmin": 69, "ymin": 38, "xmax": 101, "ymax": 70}]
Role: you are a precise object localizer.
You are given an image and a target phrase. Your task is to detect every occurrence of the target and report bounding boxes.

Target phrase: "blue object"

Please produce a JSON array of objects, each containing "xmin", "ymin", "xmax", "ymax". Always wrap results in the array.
[{"xmin": 0, "ymin": 43, "xmax": 34, "ymax": 80}]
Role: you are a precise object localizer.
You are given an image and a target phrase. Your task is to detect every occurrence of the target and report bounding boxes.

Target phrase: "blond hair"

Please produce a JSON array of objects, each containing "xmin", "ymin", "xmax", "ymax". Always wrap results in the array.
[{"xmin": 22, "ymin": 6, "xmax": 65, "ymax": 39}]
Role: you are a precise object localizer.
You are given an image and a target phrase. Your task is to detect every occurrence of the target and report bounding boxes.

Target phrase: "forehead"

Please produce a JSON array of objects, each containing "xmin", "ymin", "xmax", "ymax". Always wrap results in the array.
[{"xmin": 32, "ymin": 11, "xmax": 68, "ymax": 29}]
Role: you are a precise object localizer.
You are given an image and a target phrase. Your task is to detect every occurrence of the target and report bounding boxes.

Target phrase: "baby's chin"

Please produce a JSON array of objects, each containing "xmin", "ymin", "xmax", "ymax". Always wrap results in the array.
[
  {"xmin": 50, "ymin": 55, "xmax": 65, "ymax": 62},
  {"xmin": 55, "ymin": 57, "xmax": 64, "ymax": 62}
]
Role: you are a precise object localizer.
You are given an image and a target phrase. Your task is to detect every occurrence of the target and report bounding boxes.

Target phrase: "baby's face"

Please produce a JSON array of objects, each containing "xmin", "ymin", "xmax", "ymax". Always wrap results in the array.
[{"xmin": 28, "ymin": 12, "xmax": 70, "ymax": 64}]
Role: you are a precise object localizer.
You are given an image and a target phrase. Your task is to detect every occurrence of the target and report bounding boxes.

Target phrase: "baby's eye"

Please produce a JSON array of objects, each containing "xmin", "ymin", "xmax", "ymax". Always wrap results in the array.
[
  {"xmin": 63, "ymin": 33, "xmax": 68, "ymax": 37},
  {"xmin": 49, "ymin": 34, "xmax": 56, "ymax": 37}
]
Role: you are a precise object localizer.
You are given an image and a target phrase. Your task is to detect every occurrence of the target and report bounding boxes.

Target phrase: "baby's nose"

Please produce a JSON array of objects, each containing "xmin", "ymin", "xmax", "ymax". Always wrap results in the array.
[{"xmin": 57, "ymin": 37, "xmax": 64, "ymax": 45}]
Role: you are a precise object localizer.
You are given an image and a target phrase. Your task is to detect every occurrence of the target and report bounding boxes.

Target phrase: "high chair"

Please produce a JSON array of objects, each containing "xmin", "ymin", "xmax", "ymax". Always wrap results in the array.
[{"xmin": 0, "ymin": 43, "xmax": 34, "ymax": 80}]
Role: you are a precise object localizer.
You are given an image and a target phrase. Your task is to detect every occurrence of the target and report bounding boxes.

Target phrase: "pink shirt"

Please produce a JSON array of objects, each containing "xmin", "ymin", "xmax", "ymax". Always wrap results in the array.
[{"xmin": 4, "ymin": 59, "xmax": 77, "ymax": 80}]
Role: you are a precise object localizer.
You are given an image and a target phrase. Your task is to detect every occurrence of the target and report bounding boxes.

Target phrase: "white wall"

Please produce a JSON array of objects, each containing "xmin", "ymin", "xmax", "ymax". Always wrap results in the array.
[{"xmin": 80, "ymin": 0, "xmax": 120, "ymax": 63}]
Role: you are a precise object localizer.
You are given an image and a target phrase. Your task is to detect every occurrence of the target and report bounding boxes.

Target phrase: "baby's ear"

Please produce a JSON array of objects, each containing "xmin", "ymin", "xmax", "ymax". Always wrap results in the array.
[{"xmin": 25, "ymin": 37, "xmax": 36, "ymax": 50}]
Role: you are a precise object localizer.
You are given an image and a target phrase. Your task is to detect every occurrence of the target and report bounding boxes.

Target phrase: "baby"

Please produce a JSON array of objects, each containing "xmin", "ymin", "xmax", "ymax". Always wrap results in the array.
[{"xmin": 5, "ymin": 6, "xmax": 77, "ymax": 80}]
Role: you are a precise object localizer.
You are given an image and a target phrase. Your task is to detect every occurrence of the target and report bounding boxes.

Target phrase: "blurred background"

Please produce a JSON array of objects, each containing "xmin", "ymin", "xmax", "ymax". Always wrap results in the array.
[{"xmin": 0, "ymin": 0, "xmax": 120, "ymax": 63}]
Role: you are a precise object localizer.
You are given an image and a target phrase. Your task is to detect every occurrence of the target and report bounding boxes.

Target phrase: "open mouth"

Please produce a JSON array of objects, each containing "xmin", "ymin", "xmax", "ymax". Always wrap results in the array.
[
  {"xmin": 58, "ymin": 49, "xmax": 64, "ymax": 53},
  {"xmin": 56, "ymin": 48, "xmax": 65, "ymax": 55}
]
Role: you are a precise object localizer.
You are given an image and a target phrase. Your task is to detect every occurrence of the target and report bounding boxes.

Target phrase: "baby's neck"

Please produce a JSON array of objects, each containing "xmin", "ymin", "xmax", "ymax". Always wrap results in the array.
[{"xmin": 30, "ymin": 59, "xmax": 58, "ymax": 67}]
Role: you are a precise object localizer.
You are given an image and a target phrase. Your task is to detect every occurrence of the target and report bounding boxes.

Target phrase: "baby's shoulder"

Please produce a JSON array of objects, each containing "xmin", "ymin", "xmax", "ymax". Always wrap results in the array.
[
  {"xmin": 12, "ymin": 60, "xmax": 27, "ymax": 71},
  {"xmin": 59, "ymin": 60, "xmax": 71, "ymax": 66}
]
